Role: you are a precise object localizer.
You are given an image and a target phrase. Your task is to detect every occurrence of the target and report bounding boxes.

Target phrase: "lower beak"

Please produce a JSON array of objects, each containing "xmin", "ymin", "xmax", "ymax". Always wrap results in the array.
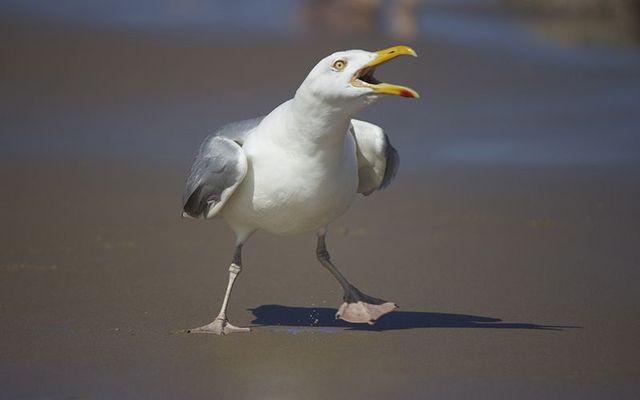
[{"xmin": 357, "ymin": 45, "xmax": 419, "ymax": 98}]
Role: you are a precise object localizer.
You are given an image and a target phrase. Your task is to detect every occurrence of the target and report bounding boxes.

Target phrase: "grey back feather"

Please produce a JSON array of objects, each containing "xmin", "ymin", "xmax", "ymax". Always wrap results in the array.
[
  {"xmin": 182, "ymin": 117, "xmax": 263, "ymax": 218},
  {"xmin": 215, "ymin": 116, "xmax": 264, "ymax": 145}
]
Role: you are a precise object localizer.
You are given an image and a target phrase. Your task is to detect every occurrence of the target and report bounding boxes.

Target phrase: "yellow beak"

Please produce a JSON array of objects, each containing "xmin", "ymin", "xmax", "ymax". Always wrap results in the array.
[{"xmin": 353, "ymin": 45, "xmax": 419, "ymax": 98}]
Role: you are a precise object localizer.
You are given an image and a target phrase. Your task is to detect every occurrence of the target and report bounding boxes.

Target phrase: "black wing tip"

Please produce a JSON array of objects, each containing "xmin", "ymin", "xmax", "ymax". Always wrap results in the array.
[
  {"xmin": 380, "ymin": 134, "xmax": 400, "ymax": 190},
  {"xmin": 182, "ymin": 186, "xmax": 206, "ymax": 218}
]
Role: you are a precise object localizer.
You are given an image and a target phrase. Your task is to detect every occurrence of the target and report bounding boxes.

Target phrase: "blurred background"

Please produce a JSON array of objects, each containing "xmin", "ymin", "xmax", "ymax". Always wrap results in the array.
[
  {"xmin": 1, "ymin": 1, "xmax": 640, "ymax": 399},
  {"xmin": 1, "ymin": 0, "xmax": 639, "ymax": 168}
]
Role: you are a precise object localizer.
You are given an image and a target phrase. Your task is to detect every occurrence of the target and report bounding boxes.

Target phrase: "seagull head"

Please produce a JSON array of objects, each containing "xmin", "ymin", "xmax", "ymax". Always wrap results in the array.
[{"xmin": 296, "ymin": 45, "xmax": 419, "ymax": 114}]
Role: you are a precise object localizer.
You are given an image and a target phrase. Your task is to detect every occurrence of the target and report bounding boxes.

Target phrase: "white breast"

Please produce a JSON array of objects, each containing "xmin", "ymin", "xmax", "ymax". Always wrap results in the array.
[{"xmin": 222, "ymin": 107, "xmax": 359, "ymax": 236}]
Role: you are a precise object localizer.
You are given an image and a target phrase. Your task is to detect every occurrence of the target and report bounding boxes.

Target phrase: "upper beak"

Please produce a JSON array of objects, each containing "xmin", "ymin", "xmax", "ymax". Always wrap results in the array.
[{"xmin": 353, "ymin": 45, "xmax": 419, "ymax": 98}]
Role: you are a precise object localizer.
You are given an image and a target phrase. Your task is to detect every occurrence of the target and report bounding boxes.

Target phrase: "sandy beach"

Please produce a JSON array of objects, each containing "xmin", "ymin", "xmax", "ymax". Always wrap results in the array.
[{"xmin": 1, "ymin": 11, "xmax": 640, "ymax": 399}]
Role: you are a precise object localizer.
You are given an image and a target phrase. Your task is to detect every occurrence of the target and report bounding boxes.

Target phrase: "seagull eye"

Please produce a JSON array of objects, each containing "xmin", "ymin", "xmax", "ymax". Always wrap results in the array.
[{"xmin": 332, "ymin": 60, "xmax": 346, "ymax": 71}]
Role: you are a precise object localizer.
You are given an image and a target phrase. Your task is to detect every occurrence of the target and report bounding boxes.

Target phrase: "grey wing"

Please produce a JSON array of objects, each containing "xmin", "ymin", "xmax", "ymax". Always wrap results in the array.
[
  {"xmin": 350, "ymin": 119, "xmax": 400, "ymax": 196},
  {"xmin": 215, "ymin": 116, "xmax": 264, "ymax": 145},
  {"xmin": 182, "ymin": 136, "xmax": 248, "ymax": 219},
  {"xmin": 182, "ymin": 117, "xmax": 264, "ymax": 218}
]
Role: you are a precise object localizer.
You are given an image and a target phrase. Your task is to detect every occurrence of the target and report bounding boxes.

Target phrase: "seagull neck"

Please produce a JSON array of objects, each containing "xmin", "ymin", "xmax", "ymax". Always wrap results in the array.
[{"xmin": 289, "ymin": 92, "xmax": 353, "ymax": 145}]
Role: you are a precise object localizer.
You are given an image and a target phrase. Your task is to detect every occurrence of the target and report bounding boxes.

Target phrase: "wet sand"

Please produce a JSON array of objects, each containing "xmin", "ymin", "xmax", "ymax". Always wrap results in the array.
[{"xmin": 1, "ymin": 22, "xmax": 640, "ymax": 399}]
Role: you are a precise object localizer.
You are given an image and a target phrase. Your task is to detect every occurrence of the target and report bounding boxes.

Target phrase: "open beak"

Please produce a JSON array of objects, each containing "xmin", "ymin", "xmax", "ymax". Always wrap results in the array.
[{"xmin": 351, "ymin": 45, "xmax": 419, "ymax": 98}]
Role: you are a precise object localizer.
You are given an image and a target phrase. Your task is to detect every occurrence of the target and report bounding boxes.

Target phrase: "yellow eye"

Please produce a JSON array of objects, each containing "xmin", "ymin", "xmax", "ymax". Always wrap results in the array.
[{"xmin": 332, "ymin": 60, "xmax": 346, "ymax": 71}]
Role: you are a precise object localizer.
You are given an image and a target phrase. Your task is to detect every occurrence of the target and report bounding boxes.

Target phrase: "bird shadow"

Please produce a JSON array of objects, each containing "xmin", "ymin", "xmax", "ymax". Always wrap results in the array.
[{"xmin": 249, "ymin": 304, "xmax": 578, "ymax": 332}]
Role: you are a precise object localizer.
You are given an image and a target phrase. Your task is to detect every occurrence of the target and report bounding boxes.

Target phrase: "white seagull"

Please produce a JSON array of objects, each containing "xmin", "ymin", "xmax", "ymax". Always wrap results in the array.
[{"xmin": 182, "ymin": 45, "xmax": 419, "ymax": 335}]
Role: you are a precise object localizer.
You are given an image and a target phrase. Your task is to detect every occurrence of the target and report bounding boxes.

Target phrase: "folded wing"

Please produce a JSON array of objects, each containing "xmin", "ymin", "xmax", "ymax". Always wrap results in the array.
[
  {"xmin": 350, "ymin": 119, "xmax": 400, "ymax": 196},
  {"xmin": 182, "ymin": 117, "xmax": 263, "ymax": 219}
]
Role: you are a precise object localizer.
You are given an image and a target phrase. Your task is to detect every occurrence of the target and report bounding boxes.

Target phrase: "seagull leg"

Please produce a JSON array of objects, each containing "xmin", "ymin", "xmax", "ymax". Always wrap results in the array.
[
  {"xmin": 187, "ymin": 245, "xmax": 251, "ymax": 335},
  {"xmin": 316, "ymin": 233, "xmax": 397, "ymax": 324}
]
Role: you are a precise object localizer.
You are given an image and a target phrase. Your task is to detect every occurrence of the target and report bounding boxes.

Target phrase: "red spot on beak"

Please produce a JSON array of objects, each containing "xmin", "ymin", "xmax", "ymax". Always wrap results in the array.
[{"xmin": 400, "ymin": 89, "xmax": 415, "ymax": 98}]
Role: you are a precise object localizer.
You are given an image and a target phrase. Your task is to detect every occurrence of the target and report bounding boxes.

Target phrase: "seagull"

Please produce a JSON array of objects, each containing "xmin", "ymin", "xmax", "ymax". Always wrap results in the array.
[{"xmin": 182, "ymin": 45, "xmax": 419, "ymax": 335}]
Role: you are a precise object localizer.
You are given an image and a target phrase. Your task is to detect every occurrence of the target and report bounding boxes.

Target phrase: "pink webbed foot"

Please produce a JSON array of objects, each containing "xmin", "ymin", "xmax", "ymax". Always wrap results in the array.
[
  {"xmin": 335, "ymin": 286, "xmax": 397, "ymax": 324},
  {"xmin": 186, "ymin": 317, "xmax": 251, "ymax": 335},
  {"xmin": 336, "ymin": 300, "xmax": 398, "ymax": 324}
]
